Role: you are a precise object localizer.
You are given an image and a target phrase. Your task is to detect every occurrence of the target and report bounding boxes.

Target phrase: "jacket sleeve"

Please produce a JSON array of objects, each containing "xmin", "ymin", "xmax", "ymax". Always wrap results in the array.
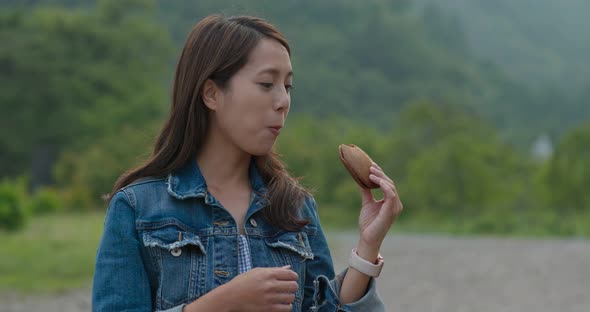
[
  {"xmin": 301, "ymin": 197, "xmax": 385, "ymax": 312},
  {"xmin": 92, "ymin": 190, "xmax": 154, "ymax": 311}
]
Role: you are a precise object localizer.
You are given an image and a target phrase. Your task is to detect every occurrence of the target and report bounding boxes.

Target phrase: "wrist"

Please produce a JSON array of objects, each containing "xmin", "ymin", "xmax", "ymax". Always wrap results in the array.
[
  {"xmin": 355, "ymin": 241, "xmax": 380, "ymax": 263},
  {"xmin": 183, "ymin": 283, "xmax": 233, "ymax": 312},
  {"xmin": 348, "ymin": 248, "xmax": 385, "ymax": 277}
]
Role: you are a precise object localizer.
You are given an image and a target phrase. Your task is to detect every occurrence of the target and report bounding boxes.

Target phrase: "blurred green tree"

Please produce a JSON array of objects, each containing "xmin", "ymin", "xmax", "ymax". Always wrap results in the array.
[
  {"xmin": 0, "ymin": 0, "xmax": 172, "ymax": 189},
  {"xmin": 378, "ymin": 101, "xmax": 531, "ymax": 221},
  {"xmin": 541, "ymin": 122, "xmax": 590, "ymax": 214}
]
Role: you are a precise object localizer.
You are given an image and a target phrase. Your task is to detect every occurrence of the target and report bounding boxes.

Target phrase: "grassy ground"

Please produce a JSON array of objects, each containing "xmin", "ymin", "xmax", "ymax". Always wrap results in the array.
[
  {"xmin": 1, "ymin": 207, "xmax": 588, "ymax": 295},
  {"xmin": 0, "ymin": 212, "xmax": 105, "ymax": 293}
]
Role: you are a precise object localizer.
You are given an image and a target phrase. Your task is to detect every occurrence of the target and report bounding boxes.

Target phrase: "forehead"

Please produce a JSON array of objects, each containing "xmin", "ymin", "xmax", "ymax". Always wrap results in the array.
[{"xmin": 241, "ymin": 37, "xmax": 292, "ymax": 76}]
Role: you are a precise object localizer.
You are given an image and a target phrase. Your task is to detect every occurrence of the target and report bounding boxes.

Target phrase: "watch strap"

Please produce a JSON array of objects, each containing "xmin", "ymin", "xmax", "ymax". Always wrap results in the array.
[{"xmin": 348, "ymin": 248, "xmax": 384, "ymax": 277}]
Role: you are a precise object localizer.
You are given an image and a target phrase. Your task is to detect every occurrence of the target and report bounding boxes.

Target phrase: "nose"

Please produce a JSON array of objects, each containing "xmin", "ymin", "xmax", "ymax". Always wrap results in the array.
[{"xmin": 274, "ymin": 88, "xmax": 290, "ymax": 112}]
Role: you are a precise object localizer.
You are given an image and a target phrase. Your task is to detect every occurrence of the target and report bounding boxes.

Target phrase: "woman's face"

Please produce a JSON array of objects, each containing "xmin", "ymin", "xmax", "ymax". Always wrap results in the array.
[{"xmin": 209, "ymin": 37, "xmax": 292, "ymax": 156}]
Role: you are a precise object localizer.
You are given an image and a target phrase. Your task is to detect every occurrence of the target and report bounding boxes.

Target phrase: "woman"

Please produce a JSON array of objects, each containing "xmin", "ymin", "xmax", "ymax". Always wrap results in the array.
[{"xmin": 92, "ymin": 15, "xmax": 403, "ymax": 312}]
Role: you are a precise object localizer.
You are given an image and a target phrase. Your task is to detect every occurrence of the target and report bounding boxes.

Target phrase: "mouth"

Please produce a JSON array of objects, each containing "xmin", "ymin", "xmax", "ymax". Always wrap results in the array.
[{"xmin": 268, "ymin": 126, "xmax": 282, "ymax": 135}]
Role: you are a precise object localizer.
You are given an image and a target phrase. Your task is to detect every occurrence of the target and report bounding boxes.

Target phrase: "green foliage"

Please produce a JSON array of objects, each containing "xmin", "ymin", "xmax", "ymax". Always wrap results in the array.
[
  {"xmin": 277, "ymin": 103, "xmax": 542, "ymax": 234},
  {"xmin": 416, "ymin": 0, "xmax": 590, "ymax": 90},
  {"xmin": 0, "ymin": 1, "xmax": 172, "ymax": 177},
  {"xmin": 54, "ymin": 122, "xmax": 160, "ymax": 207},
  {"xmin": 404, "ymin": 134, "xmax": 518, "ymax": 218},
  {"xmin": 59, "ymin": 184, "xmax": 95, "ymax": 213},
  {"xmin": 541, "ymin": 122, "xmax": 590, "ymax": 214},
  {"xmin": 377, "ymin": 100, "xmax": 494, "ymax": 177},
  {"xmin": 0, "ymin": 178, "xmax": 28, "ymax": 231},
  {"xmin": 97, "ymin": 0, "xmax": 155, "ymax": 22},
  {"xmin": 276, "ymin": 115, "xmax": 381, "ymax": 214},
  {"xmin": 4, "ymin": 0, "xmax": 590, "ymax": 146},
  {"xmin": 28, "ymin": 188, "xmax": 63, "ymax": 215},
  {"xmin": 1, "ymin": 0, "xmax": 590, "ymax": 237},
  {"xmin": 415, "ymin": 0, "xmax": 590, "ymax": 141},
  {"xmin": 376, "ymin": 102, "xmax": 533, "ymax": 224},
  {"xmin": 148, "ymin": 0, "xmax": 548, "ymax": 143}
]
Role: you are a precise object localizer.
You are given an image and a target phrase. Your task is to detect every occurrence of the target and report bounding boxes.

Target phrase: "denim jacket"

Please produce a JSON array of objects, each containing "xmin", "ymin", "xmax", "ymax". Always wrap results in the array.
[{"xmin": 92, "ymin": 159, "xmax": 385, "ymax": 311}]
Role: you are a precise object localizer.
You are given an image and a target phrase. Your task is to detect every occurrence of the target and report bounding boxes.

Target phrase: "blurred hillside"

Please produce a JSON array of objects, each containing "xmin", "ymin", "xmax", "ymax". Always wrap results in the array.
[
  {"xmin": 1, "ymin": 0, "xmax": 589, "ymax": 237},
  {"xmin": 415, "ymin": 0, "xmax": 590, "ymax": 146},
  {"xmin": 416, "ymin": 0, "xmax": 590, "ymax": 90},
  {"xmin": 5, "ymin": 0, "xmax": 590, "ymax": 144}
]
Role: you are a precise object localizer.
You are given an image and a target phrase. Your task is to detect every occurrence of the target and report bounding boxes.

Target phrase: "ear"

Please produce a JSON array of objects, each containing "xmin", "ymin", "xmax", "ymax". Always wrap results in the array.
[{"xmin": 201, "ymin": 79, "xmax": 221, "ymax": 111}]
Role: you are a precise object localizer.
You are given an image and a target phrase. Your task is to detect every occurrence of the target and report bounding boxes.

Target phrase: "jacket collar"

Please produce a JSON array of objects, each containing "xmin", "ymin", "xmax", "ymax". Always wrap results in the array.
[{"xmin": 166, "ymin": 157, "xmax": 267, "ymax": 200}]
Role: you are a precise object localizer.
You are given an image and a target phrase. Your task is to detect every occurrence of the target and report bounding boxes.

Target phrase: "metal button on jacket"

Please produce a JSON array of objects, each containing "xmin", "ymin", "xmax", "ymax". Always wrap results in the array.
[
  {"xmin": 249, "ymin": 218, "xmax": 258, "ymax": 227},
  {"xmin": 171, "ymin": 247, "xmax": 182, "ymax": 257}
]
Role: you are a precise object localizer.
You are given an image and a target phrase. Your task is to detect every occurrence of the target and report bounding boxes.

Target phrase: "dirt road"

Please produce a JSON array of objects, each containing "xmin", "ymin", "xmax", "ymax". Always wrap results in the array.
[{"xmin": 2, "ymin": 232, "xmax": 589, "ymax": 311}]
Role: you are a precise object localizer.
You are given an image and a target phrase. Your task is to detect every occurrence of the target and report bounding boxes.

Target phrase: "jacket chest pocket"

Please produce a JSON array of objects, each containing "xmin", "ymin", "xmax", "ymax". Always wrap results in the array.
[
  {"xmin": 265, "ymin": 231, "xmax": 314, "ymax": 264},
  {"xmin": 141, "ymin": 224, "xmax": 207, "ymax": 310},
  {"xmin": 265, "ymin": 231, "xmax": 314, "ymax": 311}
]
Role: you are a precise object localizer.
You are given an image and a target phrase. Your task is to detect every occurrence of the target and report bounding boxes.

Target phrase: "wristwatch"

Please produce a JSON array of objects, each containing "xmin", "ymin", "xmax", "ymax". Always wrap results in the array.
[{"xmin": 348, "ymin": 248, "xmax": 384, "ymax": 277}]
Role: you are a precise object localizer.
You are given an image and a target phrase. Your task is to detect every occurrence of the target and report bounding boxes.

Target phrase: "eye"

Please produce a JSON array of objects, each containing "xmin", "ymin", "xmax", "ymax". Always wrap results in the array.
[
  {"xmin": 258, "ymin": 82, "xmax": 273, "ymax": 90},
  {"xmin": 285, "ymin": 84, "xmax": 293, "ymax": 93}
]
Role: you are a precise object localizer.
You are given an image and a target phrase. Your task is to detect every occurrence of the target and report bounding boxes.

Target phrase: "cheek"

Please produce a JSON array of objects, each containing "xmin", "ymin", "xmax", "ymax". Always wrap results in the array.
[
  {"xmin": 219, "ymin": 101, "xmax": 260, "ymax": 141},
  {"xmin": 217, "ymin": 83, "xmax": 276, "ymax": 152}
]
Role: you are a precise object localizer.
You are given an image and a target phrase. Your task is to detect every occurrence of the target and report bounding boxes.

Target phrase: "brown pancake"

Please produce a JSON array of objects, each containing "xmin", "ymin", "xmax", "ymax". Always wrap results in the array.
[{"xmin": 338, "ymin": 144, "xmax": 379, "ymax": 189}]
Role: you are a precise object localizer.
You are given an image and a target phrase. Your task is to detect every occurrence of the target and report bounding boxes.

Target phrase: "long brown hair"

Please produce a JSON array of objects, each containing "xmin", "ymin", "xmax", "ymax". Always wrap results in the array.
[{"xmin": 110, "ymin": 15, "xmax": 310, "ymax": 231}]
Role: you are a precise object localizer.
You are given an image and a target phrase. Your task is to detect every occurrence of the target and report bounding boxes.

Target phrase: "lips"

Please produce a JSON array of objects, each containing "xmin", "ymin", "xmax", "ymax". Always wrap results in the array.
[{"xmin": 268, "ymin": 126, "xmax": 282, "ymax": 135}]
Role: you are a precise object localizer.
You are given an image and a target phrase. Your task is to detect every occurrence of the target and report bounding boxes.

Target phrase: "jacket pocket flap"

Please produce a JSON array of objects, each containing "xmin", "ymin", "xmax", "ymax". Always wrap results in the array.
[
  {"xmin": 142, "ymin": 225, "xmax": 206, "ymax": 254},
  {"xmin": 265, "ymin": 231, "xmax": 314, "ymax": 260}
]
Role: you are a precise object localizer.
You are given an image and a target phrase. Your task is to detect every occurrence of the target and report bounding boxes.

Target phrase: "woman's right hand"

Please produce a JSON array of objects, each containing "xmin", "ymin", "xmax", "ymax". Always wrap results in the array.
[{"xmin": 183, "ymin": 265, "xmax": 299, "ymax": 312}]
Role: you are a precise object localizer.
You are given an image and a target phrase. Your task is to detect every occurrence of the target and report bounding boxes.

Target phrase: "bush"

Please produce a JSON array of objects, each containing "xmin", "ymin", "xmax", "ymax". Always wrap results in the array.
[
  {"xmin": 541, "ymin": 121, "xmax": 590, "ymax": 213},
  {"xmin": 60, "ymin": 184, "xmax": 95, "ymax": 212},
  {"xmin": 54, "ymin": 123, "xmax": 159, "ymax": 209},
  {"xmin": 0, "ymin": 180, "xmax": 28, "ymax": 231},
  {"xmin": 28, "ymin": 188, "xmax": 63, "ymax": 215}
]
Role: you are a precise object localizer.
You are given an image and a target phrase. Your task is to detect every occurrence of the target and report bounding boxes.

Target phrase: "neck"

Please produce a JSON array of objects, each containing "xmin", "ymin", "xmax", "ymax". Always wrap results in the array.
[{"xmin": 196, "ymin": 125, "xmax": 251, "ymax": 191}]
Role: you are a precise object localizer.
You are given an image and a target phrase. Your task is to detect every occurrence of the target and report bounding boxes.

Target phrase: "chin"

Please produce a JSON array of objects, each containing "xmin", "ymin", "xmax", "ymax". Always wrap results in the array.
[
  {"xmin": 248, "ymin": 148, "xmax": 273, "ymax": 157},
  {"xmin": 245, "ymin": 144, "xmax": 275, "ymax": 156}
]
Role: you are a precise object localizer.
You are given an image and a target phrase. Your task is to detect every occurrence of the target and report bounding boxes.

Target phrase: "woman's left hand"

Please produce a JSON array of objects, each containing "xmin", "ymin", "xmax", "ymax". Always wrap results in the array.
[{"xmin": 357, "ymin": 162, "xmax": 403, "ymax": 253}]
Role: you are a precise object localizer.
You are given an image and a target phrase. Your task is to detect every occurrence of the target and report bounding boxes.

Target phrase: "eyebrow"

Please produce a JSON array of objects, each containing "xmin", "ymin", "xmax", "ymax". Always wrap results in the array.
[{"xmin": 257, "ymin": 68, "xmax": 293, "ymax": 78}]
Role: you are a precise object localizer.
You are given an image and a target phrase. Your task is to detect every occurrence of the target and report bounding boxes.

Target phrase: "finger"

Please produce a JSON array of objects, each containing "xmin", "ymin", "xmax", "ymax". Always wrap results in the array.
[
  {"xmin": 370, "ymin": 165, "xmax": 395, "ymax": 187},
  {"xmin": 369, "ymin": 162, "xmax": 396, "ymax": 187},
  {"xmin": 270, "ymin": 303, "xmax": 293, "ymax": 312},
  {"xmin": 370, "ymin": 169, "xmax": 401, "ymax": 198},
  {"xmin": 370, "ymin": 165, "xmax": 394, "ymax": 185},
  {"xmin": 372, "ymin": 162, "xmax": 385, "ymax": 172},
  {"xmin": 270, "ymin": 292, "xmax": 297, "ymax": 304},
  {"xmin": 370, "ymin": 173, "xmax": 394, "ymax": 191},
  {"xmin": 368, "ymin": 171, "xmax": 403, "ymax": 220},
  {"xmin": 275, "ymin": 280, "xmax": 299, "ymax": 293},
  {"xmin": 372, "ymin": 162, "xmax": 396, "ymax": 192},
  {"xmin": 396, "ymin": 201, "xmax": 404, "ymax": 214},
  {"xmin": 369, "ymin": 175, "xmax": 395, "ymax": 203},
  {"xmin": 360, "ymin": 186, "xmax": 375, "ymax": 205},
  {"xmin": 272, "ymin": 268, "xmax": 299, "ymax": 281},
  {"xmin": 378, "ymin": 177, "xmax": 397, "ymax": 203},
  {"xmin": 378, "ymin": 179, "xmax": 402, "ymax": 219}
]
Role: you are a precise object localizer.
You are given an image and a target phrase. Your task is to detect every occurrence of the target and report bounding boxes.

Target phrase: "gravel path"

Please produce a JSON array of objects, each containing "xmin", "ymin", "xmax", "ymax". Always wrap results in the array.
[{"xmin": 2, "ymin": 232, "xmax": 589, "ymax": 312}]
